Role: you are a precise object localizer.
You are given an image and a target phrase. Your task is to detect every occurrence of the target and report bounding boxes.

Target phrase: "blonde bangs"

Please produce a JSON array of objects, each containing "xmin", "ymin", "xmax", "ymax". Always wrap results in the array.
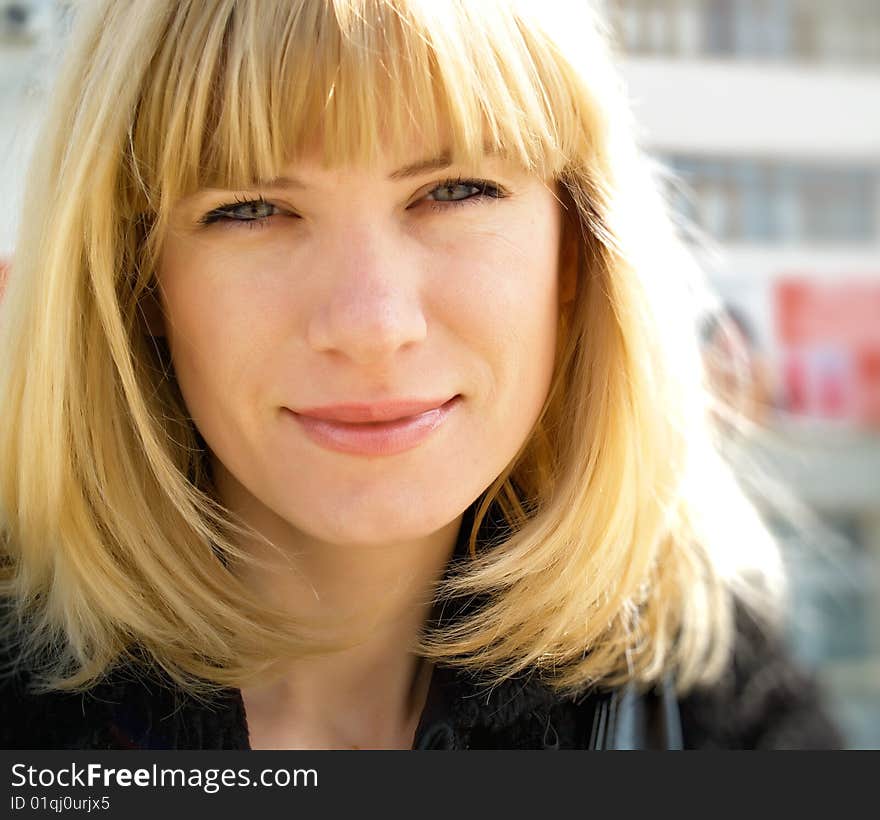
[{"xmin": 133, "ymin": 0, "xmax": 573, "ymax": 214}]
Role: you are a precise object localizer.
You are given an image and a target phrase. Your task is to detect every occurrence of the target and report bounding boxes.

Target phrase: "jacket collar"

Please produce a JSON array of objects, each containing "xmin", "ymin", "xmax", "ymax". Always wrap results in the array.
[{"xmin": 411, "ymin": 662, "xmax": 572, "ymax": 749}]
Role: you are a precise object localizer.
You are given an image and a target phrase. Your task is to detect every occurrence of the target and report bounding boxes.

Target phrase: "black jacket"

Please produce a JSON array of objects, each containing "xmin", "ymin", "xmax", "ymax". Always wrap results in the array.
[
  {"xmin": 0, "ymin": 504, "xmax": 846, "ymax": 750},
  {"xmin": 0, "ymin": 598, "xmax": 846, "ymax": 750}
]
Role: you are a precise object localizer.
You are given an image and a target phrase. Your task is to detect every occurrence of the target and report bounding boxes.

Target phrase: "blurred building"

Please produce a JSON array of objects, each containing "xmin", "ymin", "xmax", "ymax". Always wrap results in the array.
[
  {"xmin": 603, "ymin": 0, "xmax": 880, "ymax": 747},
  {"xmin": 0, "ymin": 0, "xmax": 66, "ymax": 259}
]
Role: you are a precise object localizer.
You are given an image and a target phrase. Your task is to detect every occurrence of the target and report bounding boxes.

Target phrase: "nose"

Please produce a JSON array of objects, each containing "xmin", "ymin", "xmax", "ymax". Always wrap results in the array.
[{"xmin": 306, "ymin": 222, "xmax": 428, "ymax": 366}]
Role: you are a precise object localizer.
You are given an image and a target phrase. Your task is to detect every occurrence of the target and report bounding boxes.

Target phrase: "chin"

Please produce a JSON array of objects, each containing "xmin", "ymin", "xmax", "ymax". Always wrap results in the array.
[
  {"xmin": 312, "ymin": 520, "xmax": 442, "ymax": 548},
  {"xmin": 292, "ymin": 495, "xmax": 461, "ymax": 548}
]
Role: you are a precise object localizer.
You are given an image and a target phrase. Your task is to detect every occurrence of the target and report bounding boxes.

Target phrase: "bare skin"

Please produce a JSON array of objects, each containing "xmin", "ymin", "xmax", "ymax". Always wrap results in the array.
[{"xmin": 227, "ymin": 478, "xmax": 460, "ymax": 749}]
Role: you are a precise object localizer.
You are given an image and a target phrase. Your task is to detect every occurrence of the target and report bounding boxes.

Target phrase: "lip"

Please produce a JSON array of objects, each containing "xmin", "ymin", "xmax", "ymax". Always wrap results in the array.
[
  {"xmin": 285, "ymin": 395, "xmax": 461, "ymax": 456},
  {"xmin": 293, "ymin": 397, "xmax": 457, "ymax": 423}
]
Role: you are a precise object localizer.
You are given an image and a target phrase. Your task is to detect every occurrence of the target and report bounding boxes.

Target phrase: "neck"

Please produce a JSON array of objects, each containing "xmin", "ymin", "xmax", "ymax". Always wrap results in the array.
[{"xmin": 213, "ymin": 464, "xmax": 464, "ymax": 749}]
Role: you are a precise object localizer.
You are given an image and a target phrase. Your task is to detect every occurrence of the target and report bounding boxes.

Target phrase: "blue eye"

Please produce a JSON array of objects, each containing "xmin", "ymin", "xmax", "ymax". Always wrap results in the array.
[
  {"xmin": 198, "ymin": 178, "xmax": 505, "ymax": 227},
  {"xmin": 425, "ymin": 178, "xmax": 504, "ymax": 210},
  {"xmin": 200, "ymin": 196, "xmax": 280, "ymax": 226}
]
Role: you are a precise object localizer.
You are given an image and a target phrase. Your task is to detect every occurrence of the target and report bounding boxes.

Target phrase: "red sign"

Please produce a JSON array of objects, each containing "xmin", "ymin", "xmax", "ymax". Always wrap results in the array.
[{"xmin": 775, "ymin": 277, "xmax": 880, "ymax": 428}]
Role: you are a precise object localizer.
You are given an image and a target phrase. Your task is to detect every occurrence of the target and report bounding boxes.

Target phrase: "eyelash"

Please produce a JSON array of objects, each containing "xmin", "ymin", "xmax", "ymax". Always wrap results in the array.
[
  {"xmin": 423, "ymin": 177, "xmax": 506, "ymax": 213},
  {"xmin": 198, "ymin": 177, "xmax": 506, "ymax": 229},
  {"xmin": 199, "ymin": 194, "xmax": 277, "ymax": 229}
]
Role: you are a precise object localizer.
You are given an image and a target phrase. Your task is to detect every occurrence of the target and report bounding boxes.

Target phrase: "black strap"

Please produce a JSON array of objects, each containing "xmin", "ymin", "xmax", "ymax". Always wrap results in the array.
[{"xmin": 590, "ymin": 674, "xmax": 683, "ymax": 750}]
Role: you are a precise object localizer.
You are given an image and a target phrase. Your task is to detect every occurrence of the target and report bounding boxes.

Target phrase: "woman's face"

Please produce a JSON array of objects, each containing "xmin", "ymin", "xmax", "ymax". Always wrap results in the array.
[{"xmin": 156, "ymin": 149, "xmax": 571, "ymax": 546}]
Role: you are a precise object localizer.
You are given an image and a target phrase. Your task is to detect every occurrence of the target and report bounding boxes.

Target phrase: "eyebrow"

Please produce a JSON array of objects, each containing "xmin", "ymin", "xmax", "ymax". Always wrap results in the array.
[
  {"xmin": 388, "ymin": 154, "xmax": 453, "ymax": 180},
  {"xmin": 258, "ymin": 153, "xmax": 455, "ymax": 190}
]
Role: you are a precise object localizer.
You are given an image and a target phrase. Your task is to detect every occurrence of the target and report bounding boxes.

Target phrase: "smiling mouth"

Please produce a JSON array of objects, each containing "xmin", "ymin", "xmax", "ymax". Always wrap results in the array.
[{"xmin": 285, "ymin": 395, "xmax": 462, "ymax": 456}]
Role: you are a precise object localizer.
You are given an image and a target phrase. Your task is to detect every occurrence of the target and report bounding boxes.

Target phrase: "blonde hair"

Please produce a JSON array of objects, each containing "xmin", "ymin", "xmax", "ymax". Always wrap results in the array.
[{"xmin": 0, "ymin": 0, "xmax": 784, "ymax": 699}]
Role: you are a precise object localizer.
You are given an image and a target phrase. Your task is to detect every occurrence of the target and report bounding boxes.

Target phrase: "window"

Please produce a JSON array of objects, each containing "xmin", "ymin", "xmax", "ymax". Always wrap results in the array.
[
  {"xmin": 608, "ymin": 0, "xmax": 879, "ymax": 64},
  {"xmin": 665, "ymin": 156, "xmax": 879, "ymax": 244}
]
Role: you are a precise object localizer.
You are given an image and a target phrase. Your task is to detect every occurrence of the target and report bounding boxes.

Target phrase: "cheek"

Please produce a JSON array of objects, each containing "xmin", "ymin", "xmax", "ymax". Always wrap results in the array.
[
  {"xmin": 436, "ymin": 216, "xmax": 561, "ymax": 401},
  {"xmin": 156, "ymin": 247, "xmax": 286, "ymax": 425},
  {"xmin": 431, "ymin": 222, "xmax": 560, "ymax": 508}
]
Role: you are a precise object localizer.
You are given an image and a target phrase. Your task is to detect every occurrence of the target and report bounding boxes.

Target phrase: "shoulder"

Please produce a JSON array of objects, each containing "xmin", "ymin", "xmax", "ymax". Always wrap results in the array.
[
  {"xmin": 0, "ymin": 644, "xmax": 140, "ymax": 749},
  {"xmin": 0, "ymin": 644, "xmax": 90, "ymax": 749},
  {"xmin": 676, "ymin": 599, "xmax": 846, "ymax": 749},
  {"xmin": 428, "ymin": 597, "xmax": 845, "ymax": 750},
  {"xmin": 0, "ymin": 633, "xmax": 216, "ymax": 749}
]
